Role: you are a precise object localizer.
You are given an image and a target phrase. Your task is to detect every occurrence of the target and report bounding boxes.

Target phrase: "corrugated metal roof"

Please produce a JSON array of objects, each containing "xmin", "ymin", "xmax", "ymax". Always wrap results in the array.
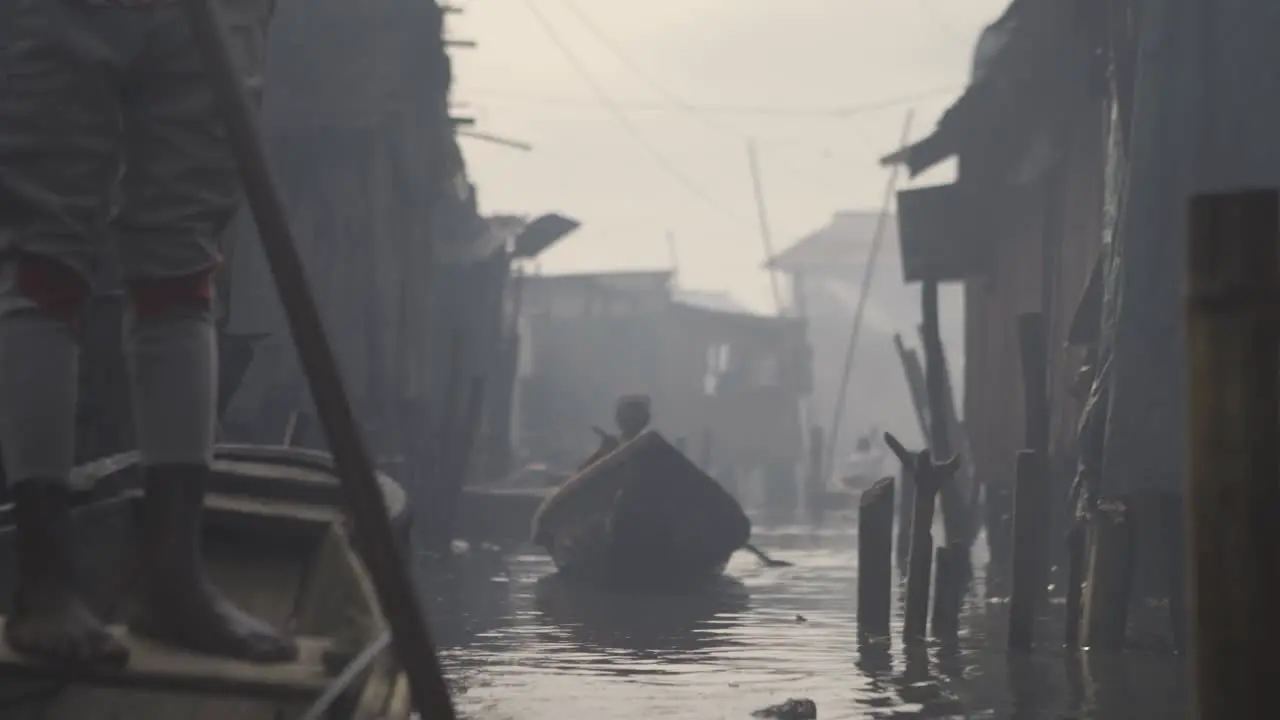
[
  {"xmin": 521, "ymin": 270, "xmax": 673, "ymax": 318},
  {"xmin": 767, "ymin": 211, "xmax": 899, "ymax": 274}
]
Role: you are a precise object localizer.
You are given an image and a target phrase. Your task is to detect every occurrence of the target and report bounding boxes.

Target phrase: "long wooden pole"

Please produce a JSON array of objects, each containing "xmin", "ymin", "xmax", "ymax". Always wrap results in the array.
[
  {"xmin": 919, "ymin": 278, "xmax": 967, "ymax": 636},
  {"xmin": 1185, "ymin": 189, "xmax": 1280, "ymax": 719},
  {"xmin": 180, "ymin": 1, "xmax": 456, "ymax": 716},
  {"xmin": 746, "ymin": 138, "xmax": 784, "ymax": 315},
  {"xmin": 824, "ymin": 111, "xmax": 914, "ymax": 480}
]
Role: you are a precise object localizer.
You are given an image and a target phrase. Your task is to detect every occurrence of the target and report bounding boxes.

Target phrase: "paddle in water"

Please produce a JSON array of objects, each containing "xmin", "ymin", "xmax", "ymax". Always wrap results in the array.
[{"xmin": 743, "ymin": 543, "xmax": 793, "ymax": 568}]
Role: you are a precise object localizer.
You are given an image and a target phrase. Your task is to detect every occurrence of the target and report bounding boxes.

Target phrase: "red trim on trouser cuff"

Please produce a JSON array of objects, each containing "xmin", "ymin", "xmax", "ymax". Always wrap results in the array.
[
  {"xmin": 15, "ymin": 254, "xmax": 89, "ymax": 326},
  {"xmin": 127, "ymin": 270, "xmax": 214, "ymax": 321}
]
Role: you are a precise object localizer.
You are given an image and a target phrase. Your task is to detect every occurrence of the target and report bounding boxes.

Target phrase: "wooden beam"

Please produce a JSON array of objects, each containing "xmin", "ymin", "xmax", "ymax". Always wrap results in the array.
[
  {"xmin": 1185, "ymin": 189, "xmax": 1280, "ymax": 718},
  {"xmin": 0, "ymin": 626, "xmax": 333, "ymax": 702}
]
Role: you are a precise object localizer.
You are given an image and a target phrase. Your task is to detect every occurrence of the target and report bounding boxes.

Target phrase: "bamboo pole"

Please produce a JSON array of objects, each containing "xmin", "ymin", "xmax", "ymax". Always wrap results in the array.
[
  {"xmin": 825, "ymin": 111, "xmax": 914, "ymax": 479},
  {"xmin": 181, "ymin": 1, "xmax": 456, "ymax": 715},
  {"xmin": 913, "ymin": 325, "xmax": 980, "ymax": 546},
  {"xmin": 746, "ymin": 139, "xmax": 784, "ymax": 315},
  {"xmin": 892, "ymin": 336, "xmax": 928, "ymax": 575},
  {"xmin": 921, "ymin": 289, "xmax": 965, "ymax": 550},
  {"xmin": 1185, "ymin": 189, "xmax": 1280, "ymax": 718}
]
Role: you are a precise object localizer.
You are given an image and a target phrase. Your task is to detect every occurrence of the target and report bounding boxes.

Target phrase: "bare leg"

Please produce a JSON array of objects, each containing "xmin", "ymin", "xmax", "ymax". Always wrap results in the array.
[
  {"xmin": 114, "ymin": 0, "xmax": 293, "ymax": 663},
  {"xmin": 0, "ymin": 292, "xmax": 127, "ymax": 668},
  {"xmin": 127, "ymin": 465, "xmax": 298, "ymax": 662},
  {"xmin": 122, "ymin": 298, "xmax": 297, "ymax": 663}
]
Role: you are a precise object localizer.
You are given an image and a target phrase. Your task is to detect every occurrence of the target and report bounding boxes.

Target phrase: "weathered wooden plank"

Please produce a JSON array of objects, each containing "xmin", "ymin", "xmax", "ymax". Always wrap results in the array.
[
  {"xmin": 0, "ymin": 626, "xmax": 332, "ymax": 701},
  {"xmin": 1185, "ymin": 189, "xmax": 1280, "ymax": 717}
]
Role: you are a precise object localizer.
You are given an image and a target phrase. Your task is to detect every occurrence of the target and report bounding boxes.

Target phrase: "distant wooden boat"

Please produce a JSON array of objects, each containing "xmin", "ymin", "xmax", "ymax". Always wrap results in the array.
[
  {"xmin": 530, "ymin": 430, "xmax": 751, "ymax": 591},
  {"xmin": 0, "ymin": 445, "xmax": 413, "ymax": 720}
]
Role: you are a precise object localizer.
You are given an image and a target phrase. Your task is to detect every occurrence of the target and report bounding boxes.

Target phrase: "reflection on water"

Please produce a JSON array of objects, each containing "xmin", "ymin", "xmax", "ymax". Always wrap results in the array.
[
  {"xmin": 532, "ymin": 573, "xmax": 751, "ymax": 660},
  {"xmin": 421, "ymin": 525, "xmax": 1189, "ymax": 719}
]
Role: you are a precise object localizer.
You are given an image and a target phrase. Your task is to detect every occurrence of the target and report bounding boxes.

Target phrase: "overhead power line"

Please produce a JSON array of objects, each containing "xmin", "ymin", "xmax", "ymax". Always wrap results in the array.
[
  {"xmin": 559, "ymin": 0, "xmax": 734, "ymax": 133},
  {"xmin": 523, "ymin": 0, "xmax": 750, "ymax": 226},
  {"xmin": 457, "ymin": 85, "xmax": 961, "ymax": 119}
]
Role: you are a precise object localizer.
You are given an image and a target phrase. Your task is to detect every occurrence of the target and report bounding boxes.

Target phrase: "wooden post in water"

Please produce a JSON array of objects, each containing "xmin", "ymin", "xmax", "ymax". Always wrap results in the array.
[
  {"xmin": 930, "ymin": 545, "xmax": 959, "ymax": 640},
  {"xmin": 807, "ymin": 425, "xmax": 826, "ymax": 519},
  {"xmin": 921, "ymin": 282, "xmax": 965, "ymax": 634},
  {"xmin": 902, "ymin": 462, "xmax": 936, "ymax": 643},
  {"xmin": 1185, "ymin": 189, "xmax": 1280, "ymax": 718},
  {"xmin": 438, "ymin": 375, "xmax": 487, "ymax": 548},
  {"xmin": 1080, "ymin": 497, "xmax": 1134, "ymax": 649},
  {"xmin": 895, "ymin": 469, "xmax": 914, "ymax": 577},
  {"xmin": 1008, "ymin": 449, "xmax": 1050, "ymax": 651},
  {"xmin": 891, "ymin": 336, "xmax": 928, "ymax": 577},
  {"xmin": 1017, "ymin": 312, "xmax": 1050, "ymax": 456},
  {"xmin": 921, "ymin": 284, "xmax": 962, "ymax": 548},
  {"xmin": 886, "ymin": 432, "xmax": 954, "ymax": 643},
  {"xmin": 857, "ymin": 477, "xmax": 896, "ymax": 636},
  {"xmin": 1007, "ymin": 312, "xmax": 1050, "ymax": 651},
  {"xmin": 1063, "ymin": 520, "xmax": 1085, "ymax": 648},
  {"xmin": 432, "ymin": 329, "xmax": 467, "ymax": 551}
]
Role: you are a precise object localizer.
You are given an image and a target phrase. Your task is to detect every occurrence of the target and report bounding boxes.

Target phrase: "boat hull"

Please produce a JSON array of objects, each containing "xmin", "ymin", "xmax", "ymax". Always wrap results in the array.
[
  {"xmin": 0, "ymin": 444, "xmax": 412, "ymax": 720},
  {"xmin": 531, "ymin": 431, "xmax": 751, "ymax": 592}
]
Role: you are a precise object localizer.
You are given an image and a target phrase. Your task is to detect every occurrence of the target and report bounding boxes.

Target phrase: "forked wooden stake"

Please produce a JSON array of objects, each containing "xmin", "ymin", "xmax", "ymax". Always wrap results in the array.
[{"xmin": 885, "ymin": 432, "xmax": 960, "ymax": 642}]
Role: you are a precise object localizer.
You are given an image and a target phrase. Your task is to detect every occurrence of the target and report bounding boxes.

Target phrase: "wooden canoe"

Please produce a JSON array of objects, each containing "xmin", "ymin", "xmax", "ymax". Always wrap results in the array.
[
  {"xmin": 531, "ymin": 430, "xmax": 751, "ymax": 592},
  {"xmin": 0, "ymin": 444, "xmax": 413, "ymax": 720}
]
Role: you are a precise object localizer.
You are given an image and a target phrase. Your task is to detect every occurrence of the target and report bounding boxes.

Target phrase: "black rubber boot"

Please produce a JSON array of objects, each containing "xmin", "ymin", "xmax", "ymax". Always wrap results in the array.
[
  {"xmin": 5, "ymin": 481, "xmax": 129, "ymax": 668},
  {"xmin": 127, "ymin": 464, "xmax": 298, "ymax": 663}
]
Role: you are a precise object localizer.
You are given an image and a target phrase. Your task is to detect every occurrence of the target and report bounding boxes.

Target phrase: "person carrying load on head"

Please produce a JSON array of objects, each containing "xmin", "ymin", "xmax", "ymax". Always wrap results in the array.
[{"xmin": 0, "ymin": 0, "xmax": 295, "ymax": 668}]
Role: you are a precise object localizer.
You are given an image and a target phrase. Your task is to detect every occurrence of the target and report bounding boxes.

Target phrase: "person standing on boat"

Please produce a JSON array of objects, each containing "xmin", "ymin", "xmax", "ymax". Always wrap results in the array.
[{"xmin": 0, "ymin": 0, "xmax": 295, "ymax": 668}]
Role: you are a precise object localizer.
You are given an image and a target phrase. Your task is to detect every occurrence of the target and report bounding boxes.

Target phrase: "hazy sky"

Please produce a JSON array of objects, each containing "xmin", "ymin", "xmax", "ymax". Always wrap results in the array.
[{"xmin": 452, "ymin": 0, "xmax": 1008, "ymax": 312}]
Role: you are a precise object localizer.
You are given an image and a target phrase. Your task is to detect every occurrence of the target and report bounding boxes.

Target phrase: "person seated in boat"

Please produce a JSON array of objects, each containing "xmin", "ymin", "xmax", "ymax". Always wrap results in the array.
[
  {"xmin": 614, "ymin": 393, "xmax": 651, "ymax": 442},
  {"xmin": 577, "ymin": 394, "xmax": 653, "ymax": 470},
  {"xmin": 837, "ymin": 433, "xmax": 888, "ymax": 492},
  {"xmin": 0, "ymin": 0, "xmax": 295, "ymax": 669}
]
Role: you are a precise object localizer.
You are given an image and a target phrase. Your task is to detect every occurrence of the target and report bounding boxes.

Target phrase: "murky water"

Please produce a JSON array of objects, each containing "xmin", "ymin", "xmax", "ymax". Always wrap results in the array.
[{"xmin": 422, "ymin": 523, "xmax": 1189, "ymax": 719}]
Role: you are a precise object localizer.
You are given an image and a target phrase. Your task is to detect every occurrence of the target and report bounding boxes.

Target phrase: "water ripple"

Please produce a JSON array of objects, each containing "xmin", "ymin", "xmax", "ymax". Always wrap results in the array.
[{"xmin": 426, "ymin": 524, "xmax": 1188, "ymax": 719}]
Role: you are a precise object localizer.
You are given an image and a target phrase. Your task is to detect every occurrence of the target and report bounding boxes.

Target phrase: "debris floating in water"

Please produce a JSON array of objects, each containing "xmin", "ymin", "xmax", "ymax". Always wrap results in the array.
[{"xmin": 752, "ymin": 698, "xmax": 817, "ymax": 719}]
